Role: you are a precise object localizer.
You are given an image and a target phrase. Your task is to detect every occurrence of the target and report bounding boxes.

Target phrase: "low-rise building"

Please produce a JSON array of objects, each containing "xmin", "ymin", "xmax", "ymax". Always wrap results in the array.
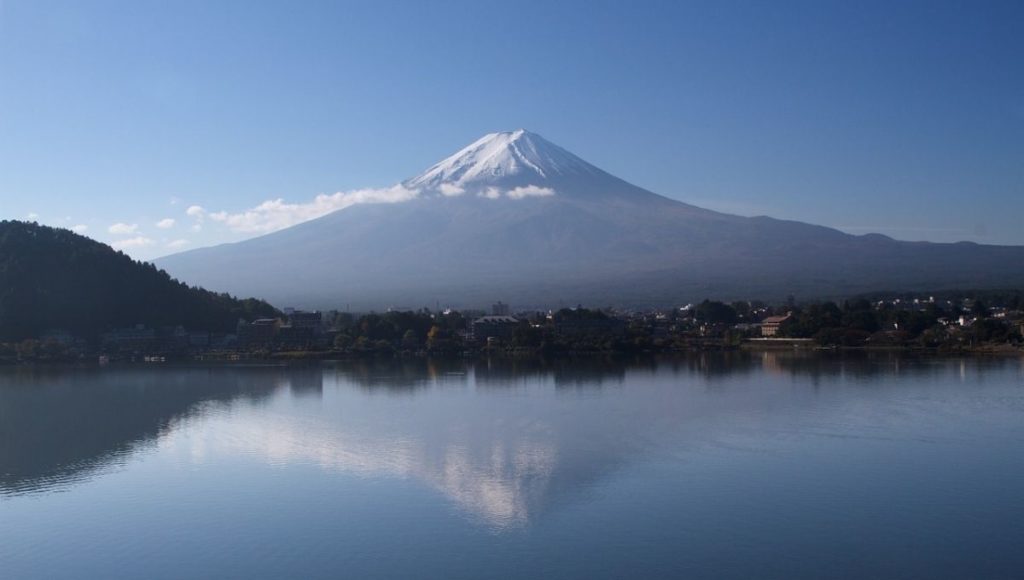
[
  {"xmin": 188, "ymin": 331, "xmax": 211, "ymax": 348},
  {"xmin": 102, "ymin": 325, "xmax": 157, "ymax": 352},
  {"xmin": 554, "ymin": 316, "xmax": 626, "ymax": 337},
  {"xmin": 288, "ymin": 310, "xmax": 323, "ymax": 330},
  {"xmin": 237, "ymin": 318, "xmax": 280, "ymax": 349},
  {"xmin": 760, "ymin": 314, "xmax": 791, "ymax": 337},
  {"xmin": 471, "ymin": 315, "xmax": 519, "ymax": 342},
  {"xmin": 277, "ymin": 325, "xmax": 315, "ymax": 349},
  {"xmin": 40, "ymin": 329, "xmax": 76, "ymax": 346}
]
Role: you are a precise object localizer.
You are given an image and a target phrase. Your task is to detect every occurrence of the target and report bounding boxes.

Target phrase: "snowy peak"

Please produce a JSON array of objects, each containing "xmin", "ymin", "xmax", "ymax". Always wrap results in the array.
[
  {"xmin": 400, "ymin": 129, "xmax": 674, "ymax": 204},
  {"xmin": 404, "ymin": 129, "xmax": 604, "ymax": 194}
]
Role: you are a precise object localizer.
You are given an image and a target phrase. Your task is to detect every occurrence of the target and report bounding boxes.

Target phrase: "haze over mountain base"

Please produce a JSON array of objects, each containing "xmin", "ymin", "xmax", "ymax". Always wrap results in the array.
[{"xmin": 157, "ymin": 131, "xmax": 1024, "ymax": 309}]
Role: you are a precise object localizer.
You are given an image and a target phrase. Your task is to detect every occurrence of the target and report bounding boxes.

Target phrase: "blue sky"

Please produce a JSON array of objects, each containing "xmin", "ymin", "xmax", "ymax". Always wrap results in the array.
[{"xmin": 1, "ymin": 0, "xmax": 1022, "ymax": 258}]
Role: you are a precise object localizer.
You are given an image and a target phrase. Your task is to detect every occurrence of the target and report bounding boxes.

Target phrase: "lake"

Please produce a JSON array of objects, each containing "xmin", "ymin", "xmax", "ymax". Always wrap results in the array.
[{"xmin": 2, "ymin": 353, "xmax": 1023, "ymax": 579}]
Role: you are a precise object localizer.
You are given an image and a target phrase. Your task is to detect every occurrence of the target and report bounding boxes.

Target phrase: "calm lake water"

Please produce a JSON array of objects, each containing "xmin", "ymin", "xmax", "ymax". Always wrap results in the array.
[{"xmin": 2, "ymin": 353, "xmax": 1024, "ymax": 579}]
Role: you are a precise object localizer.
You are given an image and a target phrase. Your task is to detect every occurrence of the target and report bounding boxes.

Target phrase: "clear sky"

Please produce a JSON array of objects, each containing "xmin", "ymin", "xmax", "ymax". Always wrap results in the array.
[{"xmin": 2, "ymin": 0, "xmax": 1022, "ymax": 259}]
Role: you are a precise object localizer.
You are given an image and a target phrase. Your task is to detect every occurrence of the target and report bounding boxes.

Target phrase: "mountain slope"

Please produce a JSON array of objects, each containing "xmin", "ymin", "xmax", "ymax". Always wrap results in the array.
[
  {"xmin": 157, "ymin": 130, "xmax": 1024, "ymax": 308},
  {"xmin": 0, "ymin": 221, "xmax": 278, "ymax": 340}
]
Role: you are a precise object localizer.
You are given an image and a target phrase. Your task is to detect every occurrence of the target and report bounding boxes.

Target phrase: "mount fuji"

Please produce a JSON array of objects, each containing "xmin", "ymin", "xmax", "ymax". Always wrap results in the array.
[{"xmin": 157, "ymin": 130, "xmax": 1024, "ymax": 309}]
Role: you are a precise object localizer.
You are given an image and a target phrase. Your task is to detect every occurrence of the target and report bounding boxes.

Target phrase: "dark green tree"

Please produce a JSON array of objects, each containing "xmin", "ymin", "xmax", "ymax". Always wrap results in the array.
[{"xmin": 694, "ymin": 300, "xmax": 738, "ymax": 325}]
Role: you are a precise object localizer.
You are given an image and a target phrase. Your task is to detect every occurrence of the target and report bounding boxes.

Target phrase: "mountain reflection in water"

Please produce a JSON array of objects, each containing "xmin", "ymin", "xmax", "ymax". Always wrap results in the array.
[{"xmin": 2, "ymin": 353, "xmax": 1021, "ymax": 529}]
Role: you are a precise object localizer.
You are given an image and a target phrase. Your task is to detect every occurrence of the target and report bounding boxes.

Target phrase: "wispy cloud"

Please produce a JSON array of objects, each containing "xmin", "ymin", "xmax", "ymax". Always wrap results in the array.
[
  {"xmin": 206, "ymin": 185, "xmax": 420, "ymax": 234},
  {"xmin": 26, "ymin": 212, "xmax": 39, "ymax": 220},
  {"xmin": 156, "ymin": 218, "xmax": 176, "ymax": 229},
  {"xmin": 184, "ymin": 205, "xmax": 206, "ymax": 232},
  {"xmin": 506, "ymin": 185, "xmax": 555, "ymax": 199},
  {"xmin": 71, "ymin": 224, "xmax": 89, "ymax": 233},
  {"xmin": 111, "ymin": 236, "xmax": 154, "ymax": 250},
  {"xmin": 165, "ymin": 239, "xmax": 189, "ymax": 249},
  {"xmin": 475, "ymin": 185, "xmax": 556, "ymax": 200},
  {"xmin": 439, "ymin": 183, "xmax": 465, "ymax": 197},
  {"xmin": 108, "ymin": 222, "xmax": 139, "ymax": 235},
  {"xmin": 176, "ymin": 181, "xmax": 557, "ymax": 238}
]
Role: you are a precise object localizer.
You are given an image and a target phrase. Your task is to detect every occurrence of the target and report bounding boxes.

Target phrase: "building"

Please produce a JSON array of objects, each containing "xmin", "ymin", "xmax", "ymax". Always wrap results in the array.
[
  {"xmin": 102, "ymin": 325, "xmax": 157, "ymax": 352},
  {"xmin": 553, "ymin": 316, "xmax": 626, "ymax": 337},
  {"xmin": 760, "ymin": 314, "xmax": 791, "ymax": 337},
  {"xmin": 188, "ymin": 331, "xmax": 211, "ymax": 348},
  {"xmin": 157, "ymin": 326, "xmax": 189, "ymax": 350},
  {"xmin": 237, "ymin": 318, "xmax": 280, "ymax": 349},
  {"xmin": 40, "ymin": 329, "xmax": 76, "ymax": 346},
  {"xmin": 471, "ymin": 315, "xmax": 519, "ymax": 342},
  {"xmin": 491, "ymin": 301, "xmax": 510, "ymax": 316},
  {"xmin": 288, "ymin": 310, "xmax": 323, "ymax": 329},
  {"xmin": 276, "ymin": 325, "xmax": 315, "ymax": 349}
]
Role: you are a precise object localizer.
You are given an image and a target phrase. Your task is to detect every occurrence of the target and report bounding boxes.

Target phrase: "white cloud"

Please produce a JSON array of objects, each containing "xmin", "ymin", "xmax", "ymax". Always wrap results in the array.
[
  {"xmin": 165, "ymin": 239, "xmax": 190, "ymax": 249},
  {"xmin": 207, "ymin": 185, "xmax": 420, "ymax": 234},
  {"xmin": 111, "ymin": 236, "xmax": 154, "ymax": 250},
  {"xmin": 156, "ymin": 218, "xmax": 176, "ymax": 229},
  {"xmin": 71, "ymin": 224, "xmax": 89, "ymax": 233},
  {"xmin": 439, "ymin": 183, "xmax": 465, "ymax": 197},
  {"xmin": 108, "ymin": 222, "xmax": 139, "ymax": 235},
  {"xmin": 191, "ymin": 224, "xmax": 202, "ymax": 232},
  {"xmin": 475, "ymin": 185, "xmax": 555, "ymax": 200},
  {"xmin": 169, "ymin": 196, "xmax": 181, "ymax": 206},
  {"xmin": 506, "ymin": 185, "xmax": 555, "ymax": 199},
  {"xmin": 186, "ymin": 205, "xmax": 205, "ymax": 218},
  {"xmin": 26, "ymin": 212, "xmax": 39, "ymax": 220}
]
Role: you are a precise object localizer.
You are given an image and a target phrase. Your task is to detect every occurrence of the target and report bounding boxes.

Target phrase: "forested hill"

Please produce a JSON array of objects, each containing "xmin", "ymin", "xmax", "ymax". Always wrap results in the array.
[{"xmin": 0, "ymin": 221, "xmax": 279, "ymax": 341}]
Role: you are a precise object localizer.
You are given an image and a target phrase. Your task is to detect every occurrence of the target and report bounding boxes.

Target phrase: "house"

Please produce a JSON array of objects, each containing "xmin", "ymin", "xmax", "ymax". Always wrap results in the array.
[
  {"xmin": 471, "ymin": 315, "xmax": 519, "ymax": 342},
  {"xmin": 760, "ymin": 314, "xmax": 791, "ymax": 337}
]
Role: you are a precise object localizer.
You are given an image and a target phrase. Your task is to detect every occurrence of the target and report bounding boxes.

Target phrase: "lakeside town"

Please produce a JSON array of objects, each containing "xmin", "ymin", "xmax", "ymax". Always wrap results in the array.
[{"xmin": 4, "ymin": 292, "xmax": 1024, "ymax": 364}]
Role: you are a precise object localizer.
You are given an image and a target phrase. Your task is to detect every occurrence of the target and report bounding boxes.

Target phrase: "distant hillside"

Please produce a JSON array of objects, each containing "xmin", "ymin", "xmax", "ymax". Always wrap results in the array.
[{"xmin": 0, "ymin": 221, "xmax": 278, "ymax": 341}]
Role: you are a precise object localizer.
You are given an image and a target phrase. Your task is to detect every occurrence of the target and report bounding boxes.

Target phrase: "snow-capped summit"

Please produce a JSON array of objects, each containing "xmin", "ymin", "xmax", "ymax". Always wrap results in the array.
[{"xmin": 404, "ymin": 129, "xmax": 605, "ymax": 195}]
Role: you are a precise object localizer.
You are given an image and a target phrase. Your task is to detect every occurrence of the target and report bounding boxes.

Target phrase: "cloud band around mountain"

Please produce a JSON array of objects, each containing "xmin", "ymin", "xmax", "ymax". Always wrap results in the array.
[
  {"xmin": 194, "ymin": 185, "xmax": 420, "ymax": 234},
  {"xmin": 194, "ymin": 183, "xmax": 557, "ymax": 235}
]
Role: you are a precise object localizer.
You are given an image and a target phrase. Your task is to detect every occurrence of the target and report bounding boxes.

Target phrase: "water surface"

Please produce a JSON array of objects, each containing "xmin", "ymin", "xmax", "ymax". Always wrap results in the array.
[{"xmin": 2, "ymin": 354, "xmax": 1023, "ymax": 578}]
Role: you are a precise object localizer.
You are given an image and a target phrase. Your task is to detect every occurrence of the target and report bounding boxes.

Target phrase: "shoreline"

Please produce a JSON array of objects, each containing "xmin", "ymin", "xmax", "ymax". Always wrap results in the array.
[{"xmin": 3, "ymin": 343, "xmax": 1020, "ymax": 367}]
